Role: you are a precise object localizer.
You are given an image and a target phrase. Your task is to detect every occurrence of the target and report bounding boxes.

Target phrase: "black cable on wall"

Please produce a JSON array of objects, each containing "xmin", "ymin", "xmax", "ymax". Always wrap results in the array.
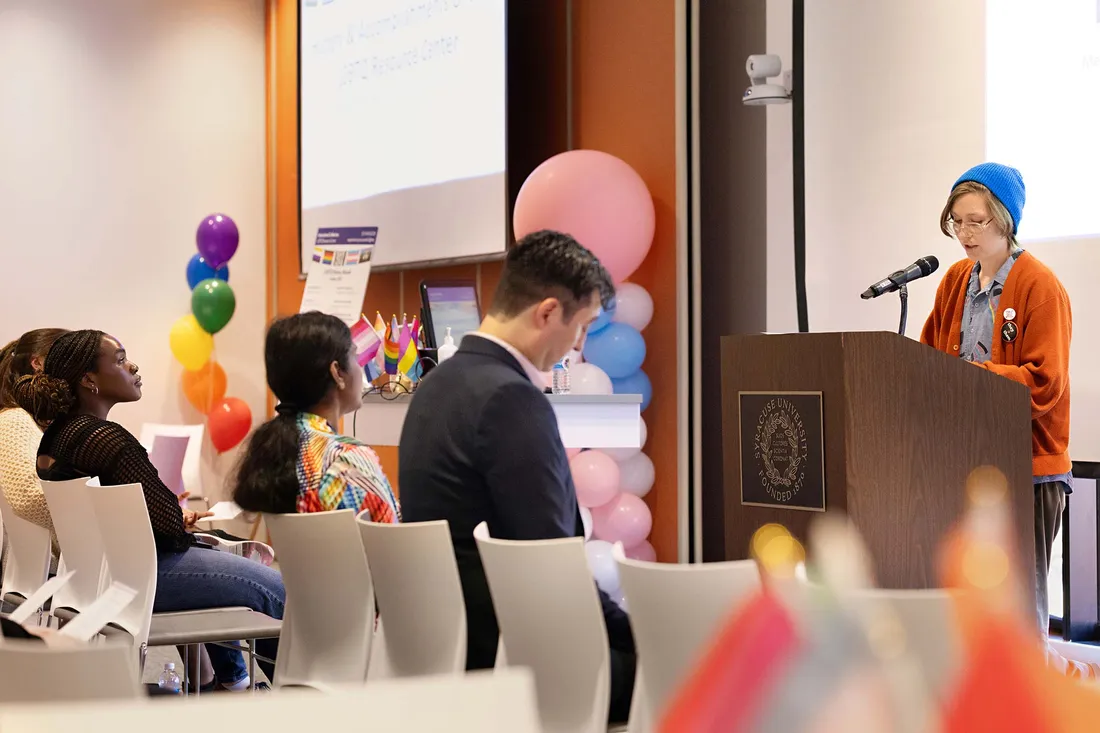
[{"xmin": 792, "ymin": 0, "xmax": 808, "ymax": 332}]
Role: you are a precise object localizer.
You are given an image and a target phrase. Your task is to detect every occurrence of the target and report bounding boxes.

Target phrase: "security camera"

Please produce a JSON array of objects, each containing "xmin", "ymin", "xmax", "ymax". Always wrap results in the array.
[{"xmin": 743, "ymin": 54, "xmax": 792, "ymax": 106}]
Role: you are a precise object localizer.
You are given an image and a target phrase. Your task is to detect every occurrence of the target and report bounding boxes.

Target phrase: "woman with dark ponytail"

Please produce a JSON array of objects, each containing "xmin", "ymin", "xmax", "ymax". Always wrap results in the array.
[
  {"xmin": 15, "ymin": 330, "xmax": 284, "ymax": 690},
  {"xmin": 232, "ymin": 311, "xmax": 398, "ymax": 522}
]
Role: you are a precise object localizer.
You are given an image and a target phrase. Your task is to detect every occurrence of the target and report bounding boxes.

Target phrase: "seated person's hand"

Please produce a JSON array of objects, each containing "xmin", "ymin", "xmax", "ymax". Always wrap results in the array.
[{"xmin": 183, "ymin": 508, "xmax": 214, "ymax": 528}]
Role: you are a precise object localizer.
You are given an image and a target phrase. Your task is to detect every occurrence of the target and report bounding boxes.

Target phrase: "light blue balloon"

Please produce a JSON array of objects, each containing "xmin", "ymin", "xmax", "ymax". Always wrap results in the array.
[
  {"xmin": 590, "ymin": 305, "xmax": 613, "ymax": 334},
  {"xmin": 583, "ymin": 322, "xmax": 645, "ymax": 378},
  {"xmin": 612, "ymin": 369, "xmax": 652, "ymax": 412}
]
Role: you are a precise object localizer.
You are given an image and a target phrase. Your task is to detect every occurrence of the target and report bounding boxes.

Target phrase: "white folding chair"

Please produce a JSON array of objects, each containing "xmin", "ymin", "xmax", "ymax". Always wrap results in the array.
[
  {"xmin": 613, "ymin": 546, "xmax": 761, "ymax": 732},
  {"xmin": 139, "ymin": 423, "xmax": 206, "ymax": 507},
  {"xmin": 264, "ymin": 511, "xmax": 375, "ymax": 689},
  {"xmin": 41, "ymin": 478, "xmax": 110, "ymax": 616},
  {"xmin": 0, "ymin": 669, "xmax": 542, "ymax": 733},
  {"xmin": 0, "ymin": 640, "xmax": 142, "ymax": 704},
  {"xmin": 844, "ymin": 587, "xmax": 963, "ymax": 697},
  {"xmin": 86, "ymin": 481, "xmax": 281, "ymax": 686},
  {"xmin": 356, "ymin": 516, "xmax": 466, "ymax": 678},
  {"xmin": 474, "ymin": 521, "xmax": 613, "ymax": 733},
  {"xmin": 0, "ymin": 492, "xmax": 51, "ymax": 612}
]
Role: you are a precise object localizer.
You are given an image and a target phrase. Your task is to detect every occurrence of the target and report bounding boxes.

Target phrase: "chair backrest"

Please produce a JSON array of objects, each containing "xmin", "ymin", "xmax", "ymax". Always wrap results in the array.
[
  {"xmin": 0, "ymin": 669, "xmax": 541, "ymax": 733},
  {"xmin": 844, "ymin": 587, "xmax": 963, "ymax": 697},
  {"xmin": 0, "ymin": 492, "xmax": 51, "ymax": 604},
  {"xmin": 41, "ymin": 478, "xmax": 110, "ymax": 613},
  {"xmin": 86, "ymin": 482, "xmax": 158, "ymax": 647},
  {"xmin": 473, "ymin": 521, "xmax": 609, "ymax": 733},
  {"xmin": 265, "ymin": 510, "xmax": 375, "ymax": 688},
  {"xmin": 356, "ymin": 516, "xmax": 466, "ymax": 677},
  {"xmin": 613, "ymin": 546, "xmax": 761, "ymax": 732},
  {"xmin": 139, "ymin": 423, "xmax": 204, "ymax": 499},
  {"xmin": 0, "ymin": 640, "xmax": 142, "ymax": 704}
]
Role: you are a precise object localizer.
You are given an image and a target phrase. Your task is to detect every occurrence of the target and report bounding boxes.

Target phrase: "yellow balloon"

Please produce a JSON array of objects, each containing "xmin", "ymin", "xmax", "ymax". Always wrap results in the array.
[{"xmin": 169, "ymin": 314, "xmax": 214, "ymax": 371}]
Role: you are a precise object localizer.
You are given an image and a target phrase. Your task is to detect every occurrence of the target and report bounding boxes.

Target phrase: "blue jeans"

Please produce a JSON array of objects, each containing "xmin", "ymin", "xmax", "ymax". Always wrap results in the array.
[{"xmin": 153, "ymin": 546, "xmax": 285, "ymax": 685}]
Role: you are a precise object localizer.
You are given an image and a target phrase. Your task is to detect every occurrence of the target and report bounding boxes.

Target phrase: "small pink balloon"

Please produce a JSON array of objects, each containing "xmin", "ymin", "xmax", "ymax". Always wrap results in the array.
[
  {"xmin": 566, "ymin": 447, "xmax": 583, "ymax": 460},
  {"xmin": 591, "ymin": 493, "xmax": 652, "ymax": 548},
  {"xmin": 570, "ymin": 450, "xmax": 620, "ymax": 508},
  {"xmin": 625, "ymin": 540, "xmax": 657, "ymax": 563},
  {"xmin": 513, "ymin": 150, "xmax": 655, "ymax": 283}
]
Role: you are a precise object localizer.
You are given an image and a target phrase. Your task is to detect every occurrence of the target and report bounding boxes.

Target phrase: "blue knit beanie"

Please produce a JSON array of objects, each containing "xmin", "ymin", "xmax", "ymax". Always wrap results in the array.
[{"xmin": 953, "ymin": 162, "xmax": 1026, "ymax": 234}]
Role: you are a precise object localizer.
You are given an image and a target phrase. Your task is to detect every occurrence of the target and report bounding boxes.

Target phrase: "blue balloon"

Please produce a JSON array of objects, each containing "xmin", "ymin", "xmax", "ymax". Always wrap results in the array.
[
  {"xmin": 582, "ymin": 322, "xmax": 645, "ymax": 378},
  {"xmin": 612, "ymin": 369, "xmax": 652, "ymax": 412},
  {"xmin": 186, "ymin": 253, "xmax": 230, "ymax": 290},
  {"xmin": 590, "ymin": 305, "xmax": 614, "ymax": 334}
]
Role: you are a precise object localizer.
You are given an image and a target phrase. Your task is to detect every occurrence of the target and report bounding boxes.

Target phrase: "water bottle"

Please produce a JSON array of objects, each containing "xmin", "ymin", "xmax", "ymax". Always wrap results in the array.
[
  {"xmin": 158, "ymin": 662, "xmax": 182, "ymax": 694},
  {"xmin": 552, "ymin": 356, "xmax": 571, "ymax": 394}
]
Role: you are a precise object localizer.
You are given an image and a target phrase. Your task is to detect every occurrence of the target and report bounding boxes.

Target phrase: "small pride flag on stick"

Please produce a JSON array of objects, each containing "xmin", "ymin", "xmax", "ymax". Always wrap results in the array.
[{"xmin": 351, "ymin": 314, "xmax": 382, "ymax": 367}]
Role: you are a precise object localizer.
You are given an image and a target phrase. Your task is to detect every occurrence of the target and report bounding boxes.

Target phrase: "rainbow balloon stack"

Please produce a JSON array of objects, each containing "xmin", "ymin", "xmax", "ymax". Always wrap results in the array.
[
  {"xmin": 513, "ymin": 149, "xmax": 658, "ymax": 587},
  {"xmin": 168, "ymin": 213, "xmax": 252, "ymax": 453}
]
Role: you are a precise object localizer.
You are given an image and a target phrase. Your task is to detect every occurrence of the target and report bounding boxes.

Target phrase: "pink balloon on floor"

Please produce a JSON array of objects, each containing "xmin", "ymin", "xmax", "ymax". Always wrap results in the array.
[
  {"xmin": 513, "ymin": 150, "xmax": 655, "ymax": 283},
  {"xmin": 566, "ymin": 447, "xmax": 583, "ymax": 460},
  {"xmin": 571, "ymin": 450, "xmax": 621, "ymax": 508},
  {"xmin": 625, "ymin": 540, "xmax": 657, "ymax": 563},
  {"xmin": 591, "ymin": 493, "xmax": 652, "ymax": 548}
]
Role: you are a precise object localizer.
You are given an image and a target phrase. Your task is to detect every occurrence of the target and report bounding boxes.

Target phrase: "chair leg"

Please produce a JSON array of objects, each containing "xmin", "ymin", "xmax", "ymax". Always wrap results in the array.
[
  {"xmin": 183, "ymin": 644, "xmax": 190, "ymax": 697},
  {"xmin": 139, "ymin": 642, "xmax": 148, "ymax": 675},
  {"xmin": 249, "ymin": 639, "xmax": 257, "ymax": 691}
]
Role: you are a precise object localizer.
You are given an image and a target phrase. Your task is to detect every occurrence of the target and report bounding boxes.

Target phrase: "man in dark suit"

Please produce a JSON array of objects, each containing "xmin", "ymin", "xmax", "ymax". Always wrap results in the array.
[{"xmin": 399, "ymin": 230, "xmax": 635, "ymax": 723}]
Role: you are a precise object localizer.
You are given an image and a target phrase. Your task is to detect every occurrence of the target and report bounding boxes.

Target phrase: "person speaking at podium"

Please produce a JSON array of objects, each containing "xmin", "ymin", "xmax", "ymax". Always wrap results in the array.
[{"xmin": 920, "ymin": 162, "xmax": 1072, "ymax": 635}]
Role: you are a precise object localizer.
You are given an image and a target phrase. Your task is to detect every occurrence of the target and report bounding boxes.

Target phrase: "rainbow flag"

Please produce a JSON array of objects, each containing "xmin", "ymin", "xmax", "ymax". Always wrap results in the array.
[
  {"xmin": 383, "ymin": 315, "xmax": 400, "ymax": 375},
  {"xmin": 322, "ymin": 250, "xmax": 335, "ymax": 265},
  {"xmin": 398, "ymin": 316, "xmax": 419, "ymax": 380},
  {"xmin": 350, "ymin": 314, "xmax": 381, "ymax": 367}
]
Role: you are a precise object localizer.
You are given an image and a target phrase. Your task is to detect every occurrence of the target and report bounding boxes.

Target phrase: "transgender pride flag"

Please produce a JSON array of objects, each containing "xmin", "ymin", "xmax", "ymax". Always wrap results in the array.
[{"xmin": 350, "ymin": 315, "xmax": 382, "ymax": 367}]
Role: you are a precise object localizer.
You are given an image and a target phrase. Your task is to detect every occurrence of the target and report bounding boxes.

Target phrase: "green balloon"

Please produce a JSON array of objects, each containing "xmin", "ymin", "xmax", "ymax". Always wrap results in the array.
[{"xmin": 191, "ymin": 278, "xmax": 236, "ymax": 334}]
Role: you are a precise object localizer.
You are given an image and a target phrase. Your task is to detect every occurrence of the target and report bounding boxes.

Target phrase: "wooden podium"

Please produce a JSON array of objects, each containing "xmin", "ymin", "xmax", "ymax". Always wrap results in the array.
[{"xmin": 720, "ymin": 332, "xmax": 1035, "ymax": 601}]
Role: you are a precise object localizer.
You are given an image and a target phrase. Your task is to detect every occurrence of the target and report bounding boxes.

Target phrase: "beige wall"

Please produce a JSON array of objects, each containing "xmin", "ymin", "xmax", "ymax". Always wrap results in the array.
[{"xmin": 0, "ymin": 0, "xmax": 267, "ymax": 501}]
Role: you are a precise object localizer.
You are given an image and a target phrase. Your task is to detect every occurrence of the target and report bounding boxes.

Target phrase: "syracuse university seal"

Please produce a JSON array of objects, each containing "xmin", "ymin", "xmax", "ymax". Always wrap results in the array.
[{"xmin": 752, "ymin": 397, "xmax": 809, "ymax": 504}]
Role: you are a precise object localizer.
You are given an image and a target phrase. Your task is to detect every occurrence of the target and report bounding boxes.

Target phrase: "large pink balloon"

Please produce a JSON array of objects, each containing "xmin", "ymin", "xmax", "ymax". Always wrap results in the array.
[
  {"xmin": 591, "ymin": 493, "xmax": 653, "ymax": 548},
  {"xmin": 625, "ymin": 540, "xmax": 657, "ymax": 563},
  {"xmin": 514, "ymin": 150, "xmax": 655, "ymax": 283},
  {"xmin": 571, "ymin": 450, "xmax": 620, "ymax": 508}
]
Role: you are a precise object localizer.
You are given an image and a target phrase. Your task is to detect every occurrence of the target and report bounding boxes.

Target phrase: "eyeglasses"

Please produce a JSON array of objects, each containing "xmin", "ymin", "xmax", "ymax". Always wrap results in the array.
[{"xmin": 947, "ymin": 218, "xmax": 994, "ymax": 239}]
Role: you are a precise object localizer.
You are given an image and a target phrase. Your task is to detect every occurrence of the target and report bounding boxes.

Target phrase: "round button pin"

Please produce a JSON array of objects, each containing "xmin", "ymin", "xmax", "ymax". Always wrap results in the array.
[{"xmin": 1003, "ymin": 308, "xmax": 1016, "ymax": 321}]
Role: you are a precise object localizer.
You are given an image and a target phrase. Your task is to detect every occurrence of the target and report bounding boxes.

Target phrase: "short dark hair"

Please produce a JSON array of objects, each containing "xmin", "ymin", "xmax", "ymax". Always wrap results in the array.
[{"xmin": 490, "ymin": 230, "xmax": 615, "ymax": 320}]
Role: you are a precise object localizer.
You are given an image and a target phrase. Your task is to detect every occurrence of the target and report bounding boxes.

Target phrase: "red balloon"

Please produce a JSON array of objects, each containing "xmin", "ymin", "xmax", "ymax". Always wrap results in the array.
[{"xmin": 208, "ymin": 397, "xmax": 252, "ymax": 453}]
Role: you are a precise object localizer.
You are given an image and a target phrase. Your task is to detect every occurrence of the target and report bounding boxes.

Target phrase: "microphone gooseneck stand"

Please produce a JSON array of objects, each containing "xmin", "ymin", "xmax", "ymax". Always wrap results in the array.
[{"xmin": 897, "ymin": 283, "xmax": 908, "ymax": 336}]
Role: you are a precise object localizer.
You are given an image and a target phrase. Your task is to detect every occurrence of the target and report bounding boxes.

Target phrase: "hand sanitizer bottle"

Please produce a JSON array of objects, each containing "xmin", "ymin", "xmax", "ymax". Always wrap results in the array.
[{"xmin": 437, "ymin": 327, "xmax": 458, "ymax": 363}]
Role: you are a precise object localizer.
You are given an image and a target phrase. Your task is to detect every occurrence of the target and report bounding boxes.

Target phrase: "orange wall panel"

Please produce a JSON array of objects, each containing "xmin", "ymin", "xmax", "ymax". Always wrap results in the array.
[{"xmin": 267, "ymin": 0, "xmax": 679, "ymax": 557}]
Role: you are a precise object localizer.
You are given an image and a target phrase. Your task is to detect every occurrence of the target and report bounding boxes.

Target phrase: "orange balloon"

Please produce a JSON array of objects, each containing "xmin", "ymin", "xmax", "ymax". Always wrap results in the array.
[
  {"xmin": 181, "ymin": 361, "xmax": 227, "ymax": 414},
  {"xmin": 208, "ymin": 397, "xmax": 252, "ymax": 453}
]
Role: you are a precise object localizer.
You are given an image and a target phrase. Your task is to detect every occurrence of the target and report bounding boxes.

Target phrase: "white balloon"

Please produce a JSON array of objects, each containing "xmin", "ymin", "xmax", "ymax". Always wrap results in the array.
[
  {"xmin": 603, "ymin": 417, "xmax": 648, "ymax": 462},
  {"xmin": 580, "ymin": 506, "xmax": 593, "ymax": 540},
  {"xmin": 569, "ymin": 362, "xmax": 613, "ymax": 395},
  {"xmin": 609, "ymin": 587, "xmax": 629, "ymax": 612},
  {"xmin": 584, "ymin": 539, "xmax": 620, "ymax": 594},
  {"xmin": 612, "ymin": 283, "xmax": 654, "ymax": 331},
  {"xmin": 619, "ymin": 452, "xmax": 655, "ymax": 499}
]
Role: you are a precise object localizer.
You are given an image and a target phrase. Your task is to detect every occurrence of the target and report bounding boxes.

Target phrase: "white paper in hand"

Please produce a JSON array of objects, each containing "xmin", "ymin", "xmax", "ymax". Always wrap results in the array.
[
  {"xmin": 57, "ymin": 582, "xmax": 138, "ymax": 642},
  {"xmin": 7, "ymin": 570, "xmax": 76, "ymax": 626},
  {"xmin": 199, "ymin": 501, "xmax": 243, "ymax": 523}
]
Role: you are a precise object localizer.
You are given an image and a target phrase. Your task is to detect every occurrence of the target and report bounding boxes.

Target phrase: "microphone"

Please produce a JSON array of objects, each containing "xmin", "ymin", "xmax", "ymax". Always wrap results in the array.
[{"xmin": 860, "ymin": 256, "xmax": 939, "ymax": 300}]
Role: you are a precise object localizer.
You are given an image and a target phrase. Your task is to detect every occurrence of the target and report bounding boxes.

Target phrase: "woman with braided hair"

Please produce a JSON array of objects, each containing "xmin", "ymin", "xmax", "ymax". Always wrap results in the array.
[{"xmin": 15, "ymin": 330, "xmax": 284, "ymax": 689}]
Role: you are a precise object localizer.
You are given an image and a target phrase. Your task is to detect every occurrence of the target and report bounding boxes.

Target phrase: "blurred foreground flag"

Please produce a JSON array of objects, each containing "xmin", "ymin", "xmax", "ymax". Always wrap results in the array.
[{"xmin": 939, "ymin": 466, "xmax": 1100, "ymax": 732}]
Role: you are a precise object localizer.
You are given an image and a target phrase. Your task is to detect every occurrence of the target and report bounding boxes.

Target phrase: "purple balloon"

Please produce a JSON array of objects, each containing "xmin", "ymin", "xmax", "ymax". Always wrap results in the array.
[{"xmin": 196, "ymin": 214, "xmax": 239, "ymax": 268}]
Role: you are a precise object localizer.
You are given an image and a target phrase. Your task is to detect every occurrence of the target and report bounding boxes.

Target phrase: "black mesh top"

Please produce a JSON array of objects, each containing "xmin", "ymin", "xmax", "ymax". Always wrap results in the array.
[{"xmin": 37, "ymin": 414, "xmax": 192, "ymax": 553}]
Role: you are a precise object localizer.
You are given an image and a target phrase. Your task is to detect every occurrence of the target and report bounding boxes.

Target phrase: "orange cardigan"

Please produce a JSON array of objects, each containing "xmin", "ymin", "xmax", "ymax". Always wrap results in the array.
[{"xmin": 920, "ymin": 251, "xmax": 1072, "ymax": 476}]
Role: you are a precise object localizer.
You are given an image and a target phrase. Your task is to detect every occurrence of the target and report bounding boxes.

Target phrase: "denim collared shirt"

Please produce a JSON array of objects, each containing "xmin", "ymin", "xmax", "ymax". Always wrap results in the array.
[{"xmin": 959, "ymin": 248, "xmax": 1072, "ymax": 491}]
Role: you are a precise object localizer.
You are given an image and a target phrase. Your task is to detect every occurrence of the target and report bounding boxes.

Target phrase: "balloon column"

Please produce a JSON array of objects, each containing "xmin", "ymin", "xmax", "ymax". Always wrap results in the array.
[
  {"xmin": 171, "ymin": 214, "xmax": 252, "ymax": 453},
  {"xmin": 514, "ymin": 150, "xmax": 658, "ymax": 604}
]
